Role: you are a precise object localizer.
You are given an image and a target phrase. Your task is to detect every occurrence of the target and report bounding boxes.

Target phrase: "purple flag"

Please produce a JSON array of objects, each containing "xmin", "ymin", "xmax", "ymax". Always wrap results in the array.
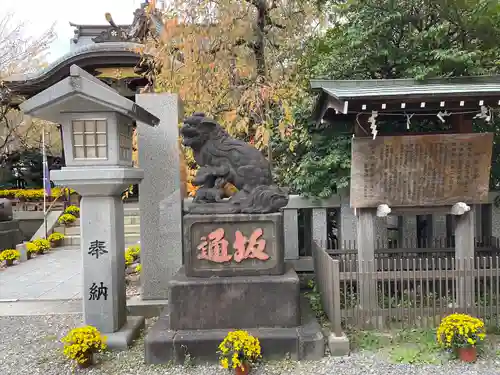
[{"xmin": 43, "ymin": 156, "xmax": 51, "ymax": 197}]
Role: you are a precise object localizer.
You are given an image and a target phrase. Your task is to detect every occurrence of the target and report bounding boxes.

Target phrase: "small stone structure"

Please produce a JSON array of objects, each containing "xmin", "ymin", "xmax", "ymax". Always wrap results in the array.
[
  {"xmin": 0, "ymin": 198, "xmax": 22, "ymax": 251},
  {"xmin": 20, "ymin": 64, "xmax": 159, "ymax": 349},
  {"xmin": 144, "ymin": 114, "xmax": 324, "ymax": 364}
]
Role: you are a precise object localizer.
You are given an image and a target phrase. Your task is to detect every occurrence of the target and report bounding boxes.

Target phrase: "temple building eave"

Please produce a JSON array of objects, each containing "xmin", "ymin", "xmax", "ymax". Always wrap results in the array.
[{"xmin": 5, "ymin": 42, "xmax": 147, "ymax": 103}]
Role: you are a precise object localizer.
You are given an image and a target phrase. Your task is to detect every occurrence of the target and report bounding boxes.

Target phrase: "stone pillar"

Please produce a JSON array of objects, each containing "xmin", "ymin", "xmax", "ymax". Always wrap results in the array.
[
  {"xmin": 283, "ymin": 209, "xmax": 299, "ymax": 259},
  {"xmin": 312, "ymin": 208, "xmax": 327, "ymax": 248},
  {"xmin": 340, "ymin": 202, "xmax": 357, "ymax": 249},
  {"xmin": 53, "ymin": 168, "xmax": 146, "ymax": 348},
  {"xmin": 136, "ymin": 93, "xmax": 183, "ymax": 300},
  {"xmin": 455, "ymin": 208, "xmax": 475, "ymax": 308},
  {"xmin": 81, "ymin": 194, "xmax": 126, "ymax": 333},
  {"xmin": 357, "ymin": 208, "xmax": 377, "ymax": 310}
]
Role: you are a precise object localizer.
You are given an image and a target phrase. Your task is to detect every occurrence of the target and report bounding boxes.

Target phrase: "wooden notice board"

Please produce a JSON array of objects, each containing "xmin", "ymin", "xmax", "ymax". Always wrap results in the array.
[{"xmin": 350, "ymin": 133, "xmax": 493, "ymax": 208}]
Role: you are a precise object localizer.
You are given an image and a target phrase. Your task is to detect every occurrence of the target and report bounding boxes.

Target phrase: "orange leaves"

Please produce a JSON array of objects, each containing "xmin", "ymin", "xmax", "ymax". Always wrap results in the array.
[
  {"xmin": 224, "ymin": 110, "xmax": 238, "ymax": 123},
  {"xmin": 187, "ymin": 182, "xmax": 199, "ymax": 197},
  {"xmin": 144, "ymin": 0, "xmax": 321, "ymax": 157}
]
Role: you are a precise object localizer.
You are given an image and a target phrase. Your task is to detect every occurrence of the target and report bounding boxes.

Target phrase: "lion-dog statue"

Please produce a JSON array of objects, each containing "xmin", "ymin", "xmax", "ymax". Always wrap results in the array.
[{"xmin": 180, "ymin": 112, "xmax": 289, "ymax": 214}]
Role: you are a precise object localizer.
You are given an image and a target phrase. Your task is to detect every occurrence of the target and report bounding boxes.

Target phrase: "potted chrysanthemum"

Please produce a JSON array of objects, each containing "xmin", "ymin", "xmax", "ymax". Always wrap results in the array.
[
  {"xmin": 64, "ymin": 205, "xmax": 80, "ymax": 218},
  {"xmin": 48, "ymin": 232, "xmax": 65, "ymax": 247},
  {"xmin": 61, "ymin": 326, "xmax": 107, "ymax": 368},
  {"xmin": 32, "ymin": 238, "xmax": 51, "ymax": 255},
  {"xmin": 437, "ymin": 313, "xmax": 486, "ymax": 362},
  {"xmin": 218, "ymin": 330, "xmax": 262, "ymax": 374},
  {"xmin": 0, "ymin": 249, "xmax": 21, "ymax": 266},
  {"xmin": 58, "ymin": 213, "xmax": 77, "ymax": 226}
]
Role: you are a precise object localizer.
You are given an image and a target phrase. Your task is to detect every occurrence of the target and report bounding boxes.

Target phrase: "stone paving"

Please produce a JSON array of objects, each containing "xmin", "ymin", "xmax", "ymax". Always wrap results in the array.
[{"xmin": 0, "ymin": 247, "xmax": 82, "ymax": 316}]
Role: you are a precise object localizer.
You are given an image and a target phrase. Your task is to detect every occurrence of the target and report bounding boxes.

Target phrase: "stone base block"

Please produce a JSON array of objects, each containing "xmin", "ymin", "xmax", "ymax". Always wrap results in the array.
[
  {"xmin": 16, "ymin": 243, "xmax": 28, "ymax": 262},
  {"xmin": 0, "ymin": 220, "xmax": 22, "ymax": 251},
  {"xmin": 145, "ymin": 297, "xmax": 324, "ymax": 364},
  {"xmin": 105, "ymin": 316, "xmax": 145, "ymax": 350},
  {"xmin": 327, "ymin": 332, "xmax": 350, "ymax": 357},
  {"xmin": 169, "ymin": 265, "xmax": 300, "ymax": 330},
  {"xmin": 126, "ymin": 296, "xmax": 169, "ymax": 318}
]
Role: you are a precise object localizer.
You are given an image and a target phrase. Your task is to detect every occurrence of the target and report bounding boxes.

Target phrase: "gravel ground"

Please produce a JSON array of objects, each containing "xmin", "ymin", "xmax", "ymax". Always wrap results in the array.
[
  {"xmin": 2, "ymin": 314, "xmax": 500, "ymax": 375},
  {"xmin": 125, "ymin": 275, "xmax": 141, "ymax": 298}
]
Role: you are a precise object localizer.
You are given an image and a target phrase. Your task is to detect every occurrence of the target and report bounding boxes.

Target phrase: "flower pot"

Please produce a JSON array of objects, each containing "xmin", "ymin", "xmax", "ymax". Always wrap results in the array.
[
  {"xmin": 235, "ymin": 363, "xmax": 250, "ymax": 375},
  {"xmin": 77, "ymin": 351, "xmax": 93, "ymax": 369},
  {"xmin": 5, "ymin": 259, "xmax": 14, "ymax": 266},
  {"xmin": 51, "ymin": 239, "xmax": 62, "ymax": 248},
  {"xmin": 458, "ymin": 347, "xmax": 477, "ymax": 363},
  {"xmin": 37, "ymin": 250, "xmax": 45, "ymax": 255}
]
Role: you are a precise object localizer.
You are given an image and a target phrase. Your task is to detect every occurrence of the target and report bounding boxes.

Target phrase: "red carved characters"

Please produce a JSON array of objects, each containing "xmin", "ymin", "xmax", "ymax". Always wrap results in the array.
[
  {"xmin": 196, "ymin": 227, "xmax": 269, "ymax": 263},
  {"xmin": 233, "ymin": 228, "xmax": 269, "ymax": 263},
  {"xmin": 197, "ymin": 228, "xmax": 232, "ymax": 263}
]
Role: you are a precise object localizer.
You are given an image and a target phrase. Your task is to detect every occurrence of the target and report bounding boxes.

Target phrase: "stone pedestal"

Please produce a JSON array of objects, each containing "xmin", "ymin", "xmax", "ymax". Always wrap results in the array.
[
  {"xmin": 169, "ymin": 266, "xmax": 300, "ymax": 330},
  {"xmin": 144, "ymin": 212, "xmax": 324, "ymax": 364},
  {"xmin": 52, "ymin": 167, "xmax": 146, "ymax": 349}
]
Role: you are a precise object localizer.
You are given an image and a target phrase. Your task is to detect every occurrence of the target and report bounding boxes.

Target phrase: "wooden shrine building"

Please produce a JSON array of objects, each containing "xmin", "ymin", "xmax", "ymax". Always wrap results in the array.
[{"xmin": 311, "ymin": 76, "xmax": 500, "ymax": 309}]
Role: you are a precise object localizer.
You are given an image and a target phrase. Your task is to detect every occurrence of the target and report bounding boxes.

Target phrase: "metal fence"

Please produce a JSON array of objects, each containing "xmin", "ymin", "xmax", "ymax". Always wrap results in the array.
[{"xmin": 313, "ymin": 242, "xmax": 500, "ymax": 331}]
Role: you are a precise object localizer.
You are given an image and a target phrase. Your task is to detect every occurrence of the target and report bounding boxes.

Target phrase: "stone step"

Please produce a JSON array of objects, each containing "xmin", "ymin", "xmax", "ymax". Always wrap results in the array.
[
  {"xmin": 124, "ymin": 215, "xmax": 140, "ymax": 225},
  {"xmin": 65, "ymin": 210, "xmax": 140, "ymax": 227},
  {"xmin": 62, "ymin": 224, "xmax": 140, "ymax": 235},
  {"xmin": 63, "ymin": 233, "xmax": 140, "ymax": 246},
  {"xmin": 124, "ymin": 207, "xmax": 140, "ymax": 216}
]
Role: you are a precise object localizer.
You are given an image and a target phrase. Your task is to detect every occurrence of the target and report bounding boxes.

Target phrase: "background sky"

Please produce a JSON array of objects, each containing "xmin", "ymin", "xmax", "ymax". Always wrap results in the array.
[{"xmin": 0, "ymin": 0, "xmax": 145, "ymax": 63}]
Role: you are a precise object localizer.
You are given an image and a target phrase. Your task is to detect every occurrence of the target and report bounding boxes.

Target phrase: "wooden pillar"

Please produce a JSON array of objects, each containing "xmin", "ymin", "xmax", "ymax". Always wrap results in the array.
[
  {"xmin": 454, "ymin": 207, "xmax": 475, "ymax": 308},
  {"xmin": 452, "ymin": 113, "xmax": 473, "ymax": 133},
  {"xmin": 357, "ymin": 208, "xmax": 377, "ymax": 310}
]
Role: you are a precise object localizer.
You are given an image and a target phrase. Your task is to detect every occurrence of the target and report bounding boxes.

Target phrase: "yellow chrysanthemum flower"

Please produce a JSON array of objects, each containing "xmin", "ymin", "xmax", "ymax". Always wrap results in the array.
[{"xmin": 218, "ymin": 330, "xmax": 262, "ymax": 369}]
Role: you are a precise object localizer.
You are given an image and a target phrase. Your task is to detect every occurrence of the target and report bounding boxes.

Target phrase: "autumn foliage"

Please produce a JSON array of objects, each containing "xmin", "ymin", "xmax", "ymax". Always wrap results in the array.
[{"xmin": 139, "ymin": 0, "xmax": 324, "ymax": 195}]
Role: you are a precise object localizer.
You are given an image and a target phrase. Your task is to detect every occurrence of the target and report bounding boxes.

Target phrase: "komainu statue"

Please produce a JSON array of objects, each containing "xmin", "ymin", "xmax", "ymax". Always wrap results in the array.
[{"xmin": 181, "ymin": 113, "xmax": 289, "ymax": 214}]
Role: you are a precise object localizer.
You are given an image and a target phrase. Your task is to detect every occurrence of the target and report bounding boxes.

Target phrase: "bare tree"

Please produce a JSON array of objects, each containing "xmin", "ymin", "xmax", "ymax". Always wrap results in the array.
[{"xmin": 0, "ymin": 13, "xmax": 55, "ymax": 159}]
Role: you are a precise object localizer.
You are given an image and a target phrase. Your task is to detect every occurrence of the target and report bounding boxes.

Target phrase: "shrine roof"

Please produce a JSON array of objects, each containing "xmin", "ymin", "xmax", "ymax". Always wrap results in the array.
[
  {"xmin": 311, "ymin": 75, "xmax": 500, "ymax": 123},
  {"xmin": 4, "ymin": 42, "xmax": 144, "ymax": 103}
]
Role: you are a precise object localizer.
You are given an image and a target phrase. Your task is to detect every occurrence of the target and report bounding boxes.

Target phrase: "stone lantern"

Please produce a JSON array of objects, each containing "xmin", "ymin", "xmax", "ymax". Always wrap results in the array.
[{"xmin": 20, "ymin": 65, "xmax": 159, "ymax": 348}]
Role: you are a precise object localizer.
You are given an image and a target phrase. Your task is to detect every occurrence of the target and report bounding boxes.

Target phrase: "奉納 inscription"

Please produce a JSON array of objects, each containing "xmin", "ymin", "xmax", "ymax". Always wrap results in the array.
[
  {"xmin": 88, "ymin": 282, "xmax": 108, "ymax": 301},
  {"xmin": 88, "ymin": 240, "xmax": 108, "ymax": 259},
  {"xmin": 351, "ymin": 133, "xmax": 493, "ymax": 208}
]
